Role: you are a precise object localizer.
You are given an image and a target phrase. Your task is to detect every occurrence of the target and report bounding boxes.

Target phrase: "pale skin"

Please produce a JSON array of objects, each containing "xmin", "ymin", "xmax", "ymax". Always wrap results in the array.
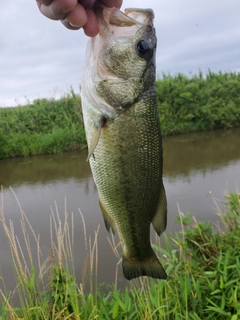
[{"xmin": 36, "ymin": 0, "xmax": 123, "ymax": 37}]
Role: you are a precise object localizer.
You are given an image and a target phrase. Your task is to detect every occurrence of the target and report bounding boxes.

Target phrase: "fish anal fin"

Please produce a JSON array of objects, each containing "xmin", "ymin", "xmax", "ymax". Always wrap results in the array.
[
  {"xmin": 87, "ymin": 115, "xmax": 107, "ymax": 161},
  {"xmin": 99, "ymin": 197, "xmax": 116, "ymax": 235},
  {"xmin": 122, "ymin": 250, "xmax": 167, "ymax": 280},
  {"xmin": 152, "ymin": 184, "xmax": 167, "ymax": 236}
]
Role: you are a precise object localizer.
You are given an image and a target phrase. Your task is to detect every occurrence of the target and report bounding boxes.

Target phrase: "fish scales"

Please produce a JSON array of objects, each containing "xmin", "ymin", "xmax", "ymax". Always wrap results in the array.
[{"xmin": 81, "ymin": 6, "xmax": 167, "ymax": 280}]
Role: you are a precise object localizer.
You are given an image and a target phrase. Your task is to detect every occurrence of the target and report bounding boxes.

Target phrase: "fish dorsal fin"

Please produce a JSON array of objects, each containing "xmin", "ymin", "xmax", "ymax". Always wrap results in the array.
[{"xmin": 87, "ymin": 115, "xmax": 107, "ymax": 161}]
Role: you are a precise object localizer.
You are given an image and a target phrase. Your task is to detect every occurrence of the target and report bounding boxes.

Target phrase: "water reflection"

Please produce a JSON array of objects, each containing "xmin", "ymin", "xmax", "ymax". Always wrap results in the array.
[
  {"xmin": 0, "ymin": 151, "xmax": 91, "ymax": 187},
  {"xmin": 162, "ymin": 128, "xmax": 240, "ymax": 180},
  {"xmin": 1, "ymin": 128, "xmax": 239, "ymax": 187}
]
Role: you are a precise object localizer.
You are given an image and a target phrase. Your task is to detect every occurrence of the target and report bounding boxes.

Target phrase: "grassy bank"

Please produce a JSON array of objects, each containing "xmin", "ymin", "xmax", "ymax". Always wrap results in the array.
[
  {"xmin": 0, "ymin": 89, "xmax": 86, "ymax": 159},
  {"xmin": 157, "ymin": 70, "xmax": 240, "ymax": 136},
  {"xmin": 0, "ymin": 190, "xmax": 239, "ymax": 319},
  {"xmin": 1, "ymin": 71, "xmax": 240, "ymax": 159}
]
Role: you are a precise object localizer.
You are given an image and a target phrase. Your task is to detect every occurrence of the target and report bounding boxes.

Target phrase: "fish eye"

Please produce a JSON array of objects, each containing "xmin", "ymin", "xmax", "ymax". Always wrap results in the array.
[{"xmin": 136, "ymin": 39, "xmax": 153, "ymax": 60}]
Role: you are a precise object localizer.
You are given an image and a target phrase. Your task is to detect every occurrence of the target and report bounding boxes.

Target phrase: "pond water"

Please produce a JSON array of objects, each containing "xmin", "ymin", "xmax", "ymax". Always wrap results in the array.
[{"xmin": 0, "ymin": 128, "xmax": 239, "ymax": 293}]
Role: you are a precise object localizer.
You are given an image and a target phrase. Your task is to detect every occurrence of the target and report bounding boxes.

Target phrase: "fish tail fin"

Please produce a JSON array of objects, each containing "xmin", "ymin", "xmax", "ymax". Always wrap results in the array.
[{"xmin": 122, "ymin": 250, "xmax": 167, "ymax": 280}]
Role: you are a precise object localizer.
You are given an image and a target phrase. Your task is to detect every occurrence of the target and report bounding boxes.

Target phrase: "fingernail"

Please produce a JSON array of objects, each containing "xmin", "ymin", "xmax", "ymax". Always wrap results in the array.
[{"xmin": 69, "ymin": 22, "xmax": 82, "ymax": 28}]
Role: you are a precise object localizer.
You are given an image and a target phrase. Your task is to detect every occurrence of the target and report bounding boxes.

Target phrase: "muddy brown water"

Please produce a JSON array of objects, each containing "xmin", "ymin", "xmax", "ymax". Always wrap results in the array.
[{"xmin": 0, "ymin": 128, "xmax": 239, "ymax": 294}]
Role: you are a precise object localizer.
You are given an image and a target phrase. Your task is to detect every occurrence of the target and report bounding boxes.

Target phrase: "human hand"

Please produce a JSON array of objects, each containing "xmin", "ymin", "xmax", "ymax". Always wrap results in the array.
[{"xmin": 36, "ymin": 0, "xmax": 123, "ymax": 37}]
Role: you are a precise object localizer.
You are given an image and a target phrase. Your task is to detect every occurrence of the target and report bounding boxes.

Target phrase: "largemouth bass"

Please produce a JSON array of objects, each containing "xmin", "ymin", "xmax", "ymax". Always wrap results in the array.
[{"xmin": 81, "ymin": 6, "xmax": 167, "ymax": 280}]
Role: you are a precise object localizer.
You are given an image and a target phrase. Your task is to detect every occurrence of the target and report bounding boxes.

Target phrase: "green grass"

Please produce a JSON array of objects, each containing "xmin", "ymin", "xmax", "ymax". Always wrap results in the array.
[
  {"xmin": 0, "ymin": 89, "xmax": 86, "ymax": 159},
  {"xmin": 0, "ymin": 188, "xmax": 239, "ymax": 319},
  {"xmin": 1, "ymin": 70, "xmax": 240, "ymax": 159},
  {"xmin": 157, "ymin": 70, "xmax": 240, "ymax": 135}
]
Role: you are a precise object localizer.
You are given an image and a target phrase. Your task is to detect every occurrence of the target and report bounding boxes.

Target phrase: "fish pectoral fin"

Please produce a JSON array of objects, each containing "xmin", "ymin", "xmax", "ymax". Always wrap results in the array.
[
  {"xmin": 99, "ymin": 197, "xmax": 116, "ymax": 235},
  {"xmin": 87, "ymin": 115, "xmax": 107, "ymax": 161},
  {"xmin": 152, "ymin": 184, "xmax": 167, "ymax": 236}
]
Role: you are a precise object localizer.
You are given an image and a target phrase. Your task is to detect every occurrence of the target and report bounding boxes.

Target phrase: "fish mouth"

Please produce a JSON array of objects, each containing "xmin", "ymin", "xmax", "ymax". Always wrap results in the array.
[
  {"xmin": 96, "ymin": 6, "xmax": 154, "ymax": 37},
  {"xmin": 124, "ymin": 8, "xmax": 155, "ymax": 24}
]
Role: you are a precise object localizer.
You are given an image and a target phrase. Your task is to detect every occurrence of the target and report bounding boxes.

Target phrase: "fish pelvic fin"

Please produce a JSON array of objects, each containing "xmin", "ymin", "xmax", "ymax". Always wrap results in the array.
[
  {"xmin": 87, "ymin": 115, "xmax": 107, "ymax": 161},
  {"xmin": 122, "ymin": 250, "xmax": 167, "ymax": 280},
  {"xmin": 99, "ymin": 197, "xmax": 116, "ymax": 234},
  {"xmin": 152, "ymin": 183, "xmax": 167, "ymax": 236}
]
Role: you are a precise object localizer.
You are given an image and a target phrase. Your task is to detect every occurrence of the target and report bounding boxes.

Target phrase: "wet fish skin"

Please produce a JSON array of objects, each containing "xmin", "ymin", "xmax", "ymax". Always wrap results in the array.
[{"xmin": 81, "ymin": 6, "xmax": 167, "ymax": 280}]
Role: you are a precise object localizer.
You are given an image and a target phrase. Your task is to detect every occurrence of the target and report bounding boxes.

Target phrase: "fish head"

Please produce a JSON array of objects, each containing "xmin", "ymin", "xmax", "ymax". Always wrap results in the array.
[{"xmin": 81, "ymin": 6, "xmax": 157, "ymax": 115}]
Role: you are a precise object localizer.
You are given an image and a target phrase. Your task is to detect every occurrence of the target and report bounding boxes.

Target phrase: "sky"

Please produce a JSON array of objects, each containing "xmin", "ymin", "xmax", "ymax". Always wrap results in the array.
[{"xmin": 1, "ymin": 0, "xmax": 240, "ymax": 107}]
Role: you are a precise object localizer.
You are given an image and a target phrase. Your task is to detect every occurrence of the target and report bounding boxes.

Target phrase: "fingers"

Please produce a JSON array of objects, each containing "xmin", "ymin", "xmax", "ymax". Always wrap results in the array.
[
  {"xmin": 61, "ymin": 4, "xmax": 88, "ymax": 29},
  {"xmin": 101, "ymin": 0, "xmax": 123, "ymax": 9},
  {"xmin": 83, "ymin": 9, "xmax": 99, "ymax": 37},
  {"xmin": 36, "ymin": 0, "xmax": 123, "ymax": 36},
  {"xmin": 81, "ymin": 0, "xmax": 123, "ymax": 36},
  {"xmin": 37, "ymin": 0, "xmax": 78, "ymax": 20},
  {"xmin": 79, "ymin": 0, "xmax": 96, "ymax": 9},
  {"xmin": 37, "ymin": 0, "xmax": 52, "ymax": 5}
]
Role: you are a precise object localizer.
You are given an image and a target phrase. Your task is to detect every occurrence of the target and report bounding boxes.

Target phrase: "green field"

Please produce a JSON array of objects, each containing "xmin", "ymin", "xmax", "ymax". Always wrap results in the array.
[{"xmin": 1, "ymin": 70, "xmax": 240, "ymax": 159}]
